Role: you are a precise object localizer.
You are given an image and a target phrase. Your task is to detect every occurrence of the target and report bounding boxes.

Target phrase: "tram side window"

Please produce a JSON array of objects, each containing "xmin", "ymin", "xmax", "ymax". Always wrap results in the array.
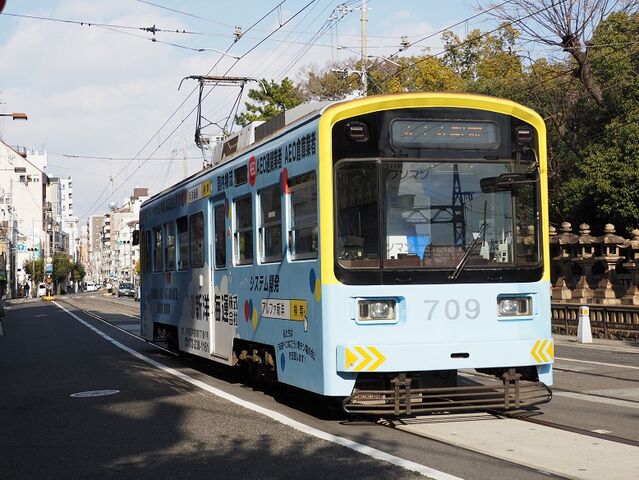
[
  {"xmin": 289, "ymin": 171, "xmax": 318, "ymax": 260},
  {"xmin": 165, "ymin": 221, "xmax": 176, "ymax": 271},
  {"xmin": 214, "ymin": 205, "xmax": 226, "ymax": 269},
  {"xmin": 234, "ymin": 195, "xmax": 253, "ymax": 265},
  {"xmin": 177, "ymin": 216, "xmax": 189, "ymax": 270},
  {"xmin": 153, "ymin": 227, "xmax": 163, "ymax": 272},
  {"xmin": 190, "ymin": 212, "xmax": 205, "ymax": 268},
  {"xmin": 143, "ymin": 230, "xmax": 152, "ymax": 273},
  {"xmin": 259, "ymin": 184, "xmax": 282, "ymax": 263}
]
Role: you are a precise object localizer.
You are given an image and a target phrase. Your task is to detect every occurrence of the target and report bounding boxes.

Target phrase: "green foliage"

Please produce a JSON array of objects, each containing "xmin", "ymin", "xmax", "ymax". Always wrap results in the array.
[
  {"xmin": 71, "ymin": 261, "xmax": 86, "ymax": 283},
  {"xmin": 52, "ymin": 252, "xmax": 73, "ymax": 285},
  {"xmin": 23, "ymin": 258, "xmax": 45, "ymax": 285},
  {"xmin": 234, "ymin": 11, "xmax": 639, "ymax": 232},
  {"xmin": 235, "ymin": 78, "xmax": 304, "ymax": 127}
]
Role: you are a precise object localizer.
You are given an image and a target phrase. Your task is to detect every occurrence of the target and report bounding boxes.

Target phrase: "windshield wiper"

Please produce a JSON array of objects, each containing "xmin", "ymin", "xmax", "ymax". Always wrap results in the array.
[{"xmin": 449, "ymin": 222, "xmax": 488, "ymax": 281}]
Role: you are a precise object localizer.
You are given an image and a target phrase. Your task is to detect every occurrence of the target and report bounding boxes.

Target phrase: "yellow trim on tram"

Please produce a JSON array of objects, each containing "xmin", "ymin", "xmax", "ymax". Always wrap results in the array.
[{"xmin": 317, "ymin": 93, "xmax": 549, "ymax": 287}]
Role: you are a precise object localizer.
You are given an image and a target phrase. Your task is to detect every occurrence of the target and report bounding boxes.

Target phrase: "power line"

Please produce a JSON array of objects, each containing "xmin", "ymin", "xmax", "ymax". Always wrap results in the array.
[
  {"xmin": 78, "ymin": 1, "xmax": 318, "ymax": 221},
  {"xmin": 369, "ymin": 0, "xmax": 568, "ymax": 93}
]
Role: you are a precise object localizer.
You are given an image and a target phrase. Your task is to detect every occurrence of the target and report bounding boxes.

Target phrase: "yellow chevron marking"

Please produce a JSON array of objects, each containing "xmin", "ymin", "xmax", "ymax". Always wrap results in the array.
[
  {"xmin": 367, "ymin": 346, "xmax": 387, "ymax": 371},
  {"xmin": 546, "ymin": 340, "xmax": 554, "ymax": 360},
  {"xmin": 531, "ymin": 339, "xmax": 554, "ymax": 364},
  {"xmin": 354, "ymin": 346, "xmax": 373, "ymax": 371},
  {"xmin": 531, "ymin": 340, "xmax": 543, "ymax": 363},
  {"xmin": 538, "ymin": 339, "xmax": 549, "ymax": 362},
  {"xmin": 345, "ymin": 347, "xmax": 358, "ymax": 369}
]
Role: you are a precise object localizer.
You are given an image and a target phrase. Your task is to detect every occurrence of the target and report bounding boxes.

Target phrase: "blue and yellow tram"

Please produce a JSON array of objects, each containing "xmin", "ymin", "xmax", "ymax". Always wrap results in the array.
[{"xmin": 139, "ymin": 93, "xmax": 553, "ymax": 414}]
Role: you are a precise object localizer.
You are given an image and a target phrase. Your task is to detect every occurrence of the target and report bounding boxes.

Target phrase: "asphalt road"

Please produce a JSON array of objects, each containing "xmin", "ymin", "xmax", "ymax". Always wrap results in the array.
[{"xmin": 2, "ymin": 295, "xmax": 638, "ymax": 480}]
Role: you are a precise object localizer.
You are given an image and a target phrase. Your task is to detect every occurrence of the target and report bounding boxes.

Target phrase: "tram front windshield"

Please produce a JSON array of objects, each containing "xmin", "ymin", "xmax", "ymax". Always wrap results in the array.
[{"xmin": 335, "ymin": 160, "xmax": 540, "ymax": 273}]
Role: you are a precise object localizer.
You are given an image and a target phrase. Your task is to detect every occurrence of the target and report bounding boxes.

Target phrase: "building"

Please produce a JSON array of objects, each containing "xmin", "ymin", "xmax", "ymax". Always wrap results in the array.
[
  {"xmin": 88, "ymin": 188, "xmax": 148, "ymax": 286},
  {"xmin": 0, "ymin": 141, "xmax": 47, "ymax": 298},
  {"xmin": 88, "ymin": 215, "xmax": 104, "ymax": 283}
]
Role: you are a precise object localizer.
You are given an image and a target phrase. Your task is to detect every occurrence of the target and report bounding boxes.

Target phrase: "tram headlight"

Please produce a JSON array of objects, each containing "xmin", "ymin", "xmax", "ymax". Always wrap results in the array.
[
  {"xmin": 358, "ymin": 299, "xmax": 396, "ymax": 321},
  {"xmin": 498, "ymin": 297, "xmax": 531, "ymax": 316}
]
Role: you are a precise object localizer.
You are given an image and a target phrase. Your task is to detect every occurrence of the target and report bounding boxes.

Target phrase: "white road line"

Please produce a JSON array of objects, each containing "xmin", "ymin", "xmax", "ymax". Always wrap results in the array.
[
  {"xmin": 552, "ymin": 391, "xmax": 639, "ymax": 410},
  {"xmin": 556, "ymin": 356, "xmax": 639, "ymax": 371},
  {"xmin": 53, "ymin": 301, "xmax": 462, "ymax": 480}
]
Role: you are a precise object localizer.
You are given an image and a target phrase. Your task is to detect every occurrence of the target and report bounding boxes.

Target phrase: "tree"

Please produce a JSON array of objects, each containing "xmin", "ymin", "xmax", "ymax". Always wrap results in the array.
[
  {"xmin": 23, "ymin": 258, "xmax": 45, "ymax": 285},
  {"xmin": 558, "ymin": 11, "xmax": 639, "ymax": 232},
  {"xmin": 235, "ymin": 78, "xmax": 304, "ymax": 127},
  {"xmin": 70, "ymin": 261, "xmax": 86, "ymax": 284},
  {"xmin": 52, "ymin": 253, "xmax": 73, "ymax": 293},
  {"xmin": 299, "ymin": 61, "xmax": 361, "ymax": 100},
  {"xmin": 486, "ymin": 0, "xmax": 639, "ymax": 106},
  {"xmin": 441, "ymin": 24, "xmax": 524, "ymax": 98}
]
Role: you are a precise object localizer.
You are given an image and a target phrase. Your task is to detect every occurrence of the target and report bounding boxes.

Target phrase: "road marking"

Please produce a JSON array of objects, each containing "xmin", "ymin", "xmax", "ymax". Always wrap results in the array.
[
  {"xmin": 556, "ymin": 357, "xmax": 639, "ymax": 371},
  {"xmin": 397, "ymin": 413, "xmax": 639, "ymax": 480},
  {"xmin": 553, "ymin": 391, "xmax": 639, "ymax": 410},
  {"xmin": 53, "ymin": 301, "xmax": 461, "ymax": 480}
]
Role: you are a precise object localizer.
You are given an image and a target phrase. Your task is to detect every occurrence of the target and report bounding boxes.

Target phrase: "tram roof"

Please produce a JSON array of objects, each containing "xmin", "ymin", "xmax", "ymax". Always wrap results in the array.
[{"xmin": 141, "ymin": 93, "xmax": 542, "ymax": 210}]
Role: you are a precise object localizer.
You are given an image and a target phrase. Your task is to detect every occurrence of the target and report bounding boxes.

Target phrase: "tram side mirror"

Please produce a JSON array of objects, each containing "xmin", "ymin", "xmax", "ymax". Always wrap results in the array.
[
  {"xmin": 480, "ymin": 172, "xmax": 537, "ymax": 193},
  {"xmin": 132, "ymin": 230, "xmax": 140, "ymax": 246}
]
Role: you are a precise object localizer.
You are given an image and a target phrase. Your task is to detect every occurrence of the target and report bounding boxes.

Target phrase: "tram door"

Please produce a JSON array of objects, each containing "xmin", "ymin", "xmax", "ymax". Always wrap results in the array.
[{"xmin": 210, "ymin": 201, "xmax": 233, "ymax": 361}]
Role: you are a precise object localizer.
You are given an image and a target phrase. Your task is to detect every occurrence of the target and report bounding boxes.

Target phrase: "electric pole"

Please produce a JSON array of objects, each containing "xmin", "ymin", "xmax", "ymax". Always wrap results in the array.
[{"xmin": 360, "ymin": 0, "xmax": 368, "ymax": 96}]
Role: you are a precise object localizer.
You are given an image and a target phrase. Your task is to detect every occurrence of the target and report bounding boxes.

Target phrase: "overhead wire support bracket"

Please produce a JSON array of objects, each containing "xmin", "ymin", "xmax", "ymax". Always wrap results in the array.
[{"xmin": 178, "ymin": 75, "xmax": 258, "ymax": 165}]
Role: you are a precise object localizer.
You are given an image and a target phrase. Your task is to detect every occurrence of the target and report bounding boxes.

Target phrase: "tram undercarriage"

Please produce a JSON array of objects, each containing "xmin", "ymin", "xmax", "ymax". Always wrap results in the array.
[{"xmin": 342, "ymin": 369, "xmax": 552, "ymax": 416}]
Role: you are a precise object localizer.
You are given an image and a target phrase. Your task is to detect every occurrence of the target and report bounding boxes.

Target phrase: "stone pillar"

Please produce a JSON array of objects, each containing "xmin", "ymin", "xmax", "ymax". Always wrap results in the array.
[
  {"xmin": 622, "ymin": 229, "xmax": 639, "ymax": 305},
  {"xmin": 550, "ymin": 223, "xmax": 578, "ymax": 302}
]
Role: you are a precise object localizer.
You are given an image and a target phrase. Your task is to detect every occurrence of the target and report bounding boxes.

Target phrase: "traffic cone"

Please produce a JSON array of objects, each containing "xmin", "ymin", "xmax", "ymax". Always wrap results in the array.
[{"xmin": 577, "ymin": 305, "xmax": 593, "ymax": 343}]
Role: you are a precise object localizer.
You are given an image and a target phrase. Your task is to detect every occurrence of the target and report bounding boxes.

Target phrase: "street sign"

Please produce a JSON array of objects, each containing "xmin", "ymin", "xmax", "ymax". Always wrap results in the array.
[
  {"xmin": 45, "ymin": 263, "xmax": 53, "ymax": 274},
  {"xmin": 17, "ymin": 243, "xmax": 25, "ymax": 252}
]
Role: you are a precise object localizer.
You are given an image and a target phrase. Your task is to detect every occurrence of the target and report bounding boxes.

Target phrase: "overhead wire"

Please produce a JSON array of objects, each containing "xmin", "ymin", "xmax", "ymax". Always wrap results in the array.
[
  {"xmin": 368, "ymin": 0, "xmax": 569, "ymax": 94},
  {"xmin": 78, "ymin": 0, "xmax": 319, "ymax": 223}
]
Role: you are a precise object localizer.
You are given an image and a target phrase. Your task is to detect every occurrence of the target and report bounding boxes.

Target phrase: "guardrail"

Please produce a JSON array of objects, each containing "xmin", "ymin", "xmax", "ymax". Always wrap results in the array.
[{"xmin": 551, "ymin": 303, "xmax": 639, "ymax": 341}]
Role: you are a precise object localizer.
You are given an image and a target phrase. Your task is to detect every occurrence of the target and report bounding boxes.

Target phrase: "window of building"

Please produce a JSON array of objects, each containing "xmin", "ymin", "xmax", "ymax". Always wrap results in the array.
[
  {"xmin": 289, "ymin": 171, "xmax": 318, "ymax": 260},
  {"xmin": 165, "ymin": 221, "xmax": 176, "ymax": 271},
  {"xmin": 190, "ymin": 212, "xmax": 205, "ymax": 268},
  {"xmin": 214, "ymin": 205, "xmax": 226, "ymax": 269},
  {"xmin": 153, "ymin": 227, "xmax": 163, "ymax": 272},
  {"xmin": 177, "ymin": 216, "xmax": 189, "ymax": 270},
  {"xmin": 234, "ymin": 195, "xmax": 253, "ymax": 265},
  {"xmin": 259, "ymin": 184, "xmax": 282, "ymax": 262}
]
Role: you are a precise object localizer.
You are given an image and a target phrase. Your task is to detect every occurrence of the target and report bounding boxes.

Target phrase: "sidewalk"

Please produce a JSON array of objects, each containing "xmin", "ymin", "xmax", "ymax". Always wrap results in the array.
[{"xmin": 553, "ymin": 332, "xmax": 639, "ymax": 350}]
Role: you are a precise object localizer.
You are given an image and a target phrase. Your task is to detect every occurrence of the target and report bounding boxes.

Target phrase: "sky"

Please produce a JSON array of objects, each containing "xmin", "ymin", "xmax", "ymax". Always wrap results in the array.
[{"xmin": 0, "ymin": 0, "xmax": 498, "ymax": 224}]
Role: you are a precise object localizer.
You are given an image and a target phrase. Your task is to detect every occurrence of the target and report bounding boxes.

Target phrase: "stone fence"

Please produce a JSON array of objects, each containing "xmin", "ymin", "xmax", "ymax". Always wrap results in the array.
[{"xmin": 550, "ymin": 222, "xmax": 639, "ymax": 340}]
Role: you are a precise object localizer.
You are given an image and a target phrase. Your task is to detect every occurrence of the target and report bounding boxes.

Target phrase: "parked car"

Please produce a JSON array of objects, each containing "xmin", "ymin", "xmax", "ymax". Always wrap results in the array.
[
  {"xmin": 117, "ymin": 282, "xmax": 135, "ymax": 298},
  {"xmin": 85, "ymin": 282, "xmax": 97, "ymax": 292},
  {"xmin": 36, "ymin": 283, "xmax": 47, "ymax": 297}
]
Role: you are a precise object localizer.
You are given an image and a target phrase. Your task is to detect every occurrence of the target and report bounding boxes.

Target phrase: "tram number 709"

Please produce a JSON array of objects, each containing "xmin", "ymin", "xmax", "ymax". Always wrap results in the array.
[{"xmin": 424, "ymin": 299, "xmax": 480, "ymax": 321}]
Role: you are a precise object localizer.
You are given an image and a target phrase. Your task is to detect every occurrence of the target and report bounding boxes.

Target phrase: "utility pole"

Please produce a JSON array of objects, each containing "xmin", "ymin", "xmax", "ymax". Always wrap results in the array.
[{"xmin": 360, "ymin": 0, "xmax": 368, "ymax": 96}]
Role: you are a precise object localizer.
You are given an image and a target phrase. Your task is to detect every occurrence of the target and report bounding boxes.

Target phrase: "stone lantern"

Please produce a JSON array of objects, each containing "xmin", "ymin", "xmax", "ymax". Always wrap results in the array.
[
  {"xmin": 592, "ymin": 224, "xmax": 625, "ymax": 305},
  {"xmin": 550, "ymin": 222, "xmax": 578, "ymax": 302},
  {"xmin": 622, "ymin": 229, "xmax": 639, "ymax": 305},
  {"xmin": 571, "ymin": 224, "xmax": 597, "ymax": 303}
]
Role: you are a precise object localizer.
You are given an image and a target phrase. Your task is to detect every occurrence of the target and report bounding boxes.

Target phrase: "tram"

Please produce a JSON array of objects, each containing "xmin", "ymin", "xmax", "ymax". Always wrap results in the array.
[{"xmin": 138, "ymin": 93, "xmax": 553, "ymax": 415}]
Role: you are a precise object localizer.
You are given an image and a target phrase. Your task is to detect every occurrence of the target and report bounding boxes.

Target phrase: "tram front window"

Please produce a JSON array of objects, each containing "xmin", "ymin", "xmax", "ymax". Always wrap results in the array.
[
  {"xmin": 335, "ymin": 160, "xmax": 540, "ymax": 272},
  {"xmin": 336, "ymin": 161, "xmax": 380, "ymax": 268}
]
